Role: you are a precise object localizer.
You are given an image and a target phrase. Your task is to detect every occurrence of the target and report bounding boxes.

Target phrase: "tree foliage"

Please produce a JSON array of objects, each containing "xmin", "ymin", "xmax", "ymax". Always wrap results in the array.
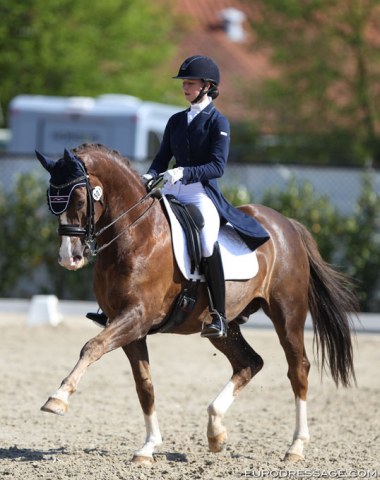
[
  {"xmin": 0, "ymin": 0, "xmax": 179, "ymax": 120},
  {"xmin": 339, "ymin": 173, "xmax": 380, "ymax": 307},
  {"xmin": 262, "ymin": 177, "xmax": 343, "ymax": 261},
  {"xmin": 245, "ymin": 0, "xmax": 380, "ymax": 165},
  {"xmin": 261, "ymin": 173, "xmax": 380, "ymax": 310}
]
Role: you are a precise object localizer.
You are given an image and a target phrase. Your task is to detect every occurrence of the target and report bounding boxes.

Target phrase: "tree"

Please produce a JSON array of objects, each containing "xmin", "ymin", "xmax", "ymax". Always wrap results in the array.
[
  {"xmin": 245, "ymin": 0, "xmax": 380, "ymax": 165},
  {"xmin": 0, "ymin": 0, "xmax": 180, "ymax": 121},
  {"xmin": 260, "ymin": 174, "xmax": 380, "ymax": 311}
]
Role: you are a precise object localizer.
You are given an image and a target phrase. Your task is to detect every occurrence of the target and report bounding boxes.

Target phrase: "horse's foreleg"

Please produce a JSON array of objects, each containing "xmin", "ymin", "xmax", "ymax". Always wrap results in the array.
[
  {"xmin": 122, "ymin": 339, "xmax": 162, "ymax": 465},
  {"xmin": 207, "ymin": 321, "xmax": 263, "ymax": 453},
  {"xmin": 41, "ymin": 334, "xmax": 107, "ymax": 415},
  {"xmin": 41, "ymin": 315, "xmax": 144, "ymax": 416}
]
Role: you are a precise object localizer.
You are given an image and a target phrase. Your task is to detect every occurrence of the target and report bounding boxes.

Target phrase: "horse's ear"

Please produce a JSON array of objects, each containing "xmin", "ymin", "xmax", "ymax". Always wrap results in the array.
[
  {"xmin": 64, "ymin": 148, "xmax": 77, "ymax": 163},
  {"xmin": 35, "ymin": 150, "xmax": 55, "ymax": 172},
  {"xmin": 63, "ymin": 147, "xmax": 87, "ymax": 174}
]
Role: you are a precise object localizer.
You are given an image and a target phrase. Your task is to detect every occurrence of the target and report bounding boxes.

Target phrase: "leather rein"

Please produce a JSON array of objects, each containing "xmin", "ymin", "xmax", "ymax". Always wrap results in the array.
[{"xmin": 57, "ymin": 173, "xmax": 163, "ymax": 257}]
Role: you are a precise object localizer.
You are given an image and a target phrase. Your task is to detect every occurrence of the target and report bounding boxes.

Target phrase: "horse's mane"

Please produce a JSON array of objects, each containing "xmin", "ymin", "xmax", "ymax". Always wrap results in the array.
[
  {"xmin": 73, "ymin": 142, "xmax": 130, "ymax": 165},
  {"xmin": 73, "ymin": 143, "xmax": 138, "ymax": 179}
]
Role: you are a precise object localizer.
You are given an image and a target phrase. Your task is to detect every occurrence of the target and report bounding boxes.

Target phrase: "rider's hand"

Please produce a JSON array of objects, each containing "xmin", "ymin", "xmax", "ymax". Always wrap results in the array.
[{"xmin": 163, "ymin": 167, "xmax": 184, "ymax": 185}]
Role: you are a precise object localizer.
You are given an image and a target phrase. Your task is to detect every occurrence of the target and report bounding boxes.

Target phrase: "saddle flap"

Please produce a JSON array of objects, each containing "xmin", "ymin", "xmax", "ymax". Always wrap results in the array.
[
  {"xmin": 166, "ymin": 195, "xmax": 203, "ymax": 273},
  {"xmin": 183, "ymin": 203, "xmax": 205, "ymax": 231}
]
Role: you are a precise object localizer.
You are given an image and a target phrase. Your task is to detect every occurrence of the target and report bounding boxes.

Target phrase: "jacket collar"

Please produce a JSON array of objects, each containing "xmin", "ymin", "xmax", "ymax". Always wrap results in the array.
[{"xmin": 185, "ymin": 102, "xmax": 215, "ymax": 129}]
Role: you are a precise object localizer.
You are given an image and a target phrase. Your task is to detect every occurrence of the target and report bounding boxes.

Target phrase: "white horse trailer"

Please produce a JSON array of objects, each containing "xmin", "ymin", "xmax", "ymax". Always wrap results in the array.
[{"xmin": 8, "ymin": 94, "xmax": 182, "ymax": 160}]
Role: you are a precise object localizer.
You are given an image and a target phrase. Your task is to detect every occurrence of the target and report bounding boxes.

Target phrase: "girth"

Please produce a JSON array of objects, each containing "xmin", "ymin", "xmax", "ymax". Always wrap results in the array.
[{"xmin": 166, "ymin": 195, "xmax": 205, "ymax": 274}]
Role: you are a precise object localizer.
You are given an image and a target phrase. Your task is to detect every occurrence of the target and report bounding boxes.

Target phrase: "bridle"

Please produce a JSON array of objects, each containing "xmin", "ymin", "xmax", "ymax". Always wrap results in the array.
[
  {"xmin": 56, "ymin": 174, "xmax": 94, "ymax": 239},
  {"xmin": 56, "ymin": 171, "xmax": 163, "ymax": 257}
]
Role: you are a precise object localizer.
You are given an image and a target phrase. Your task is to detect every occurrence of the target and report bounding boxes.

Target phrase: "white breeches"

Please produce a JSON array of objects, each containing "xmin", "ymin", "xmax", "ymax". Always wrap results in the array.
[{"xmin": 163, "ymin": 181, "xmax": 220, "ymax": 258}]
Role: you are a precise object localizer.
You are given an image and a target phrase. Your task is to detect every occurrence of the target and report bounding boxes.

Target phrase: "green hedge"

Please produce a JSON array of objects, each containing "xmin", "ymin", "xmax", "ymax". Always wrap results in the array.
[
  {"xmin": 1, "ymin": 172, "xmax": 380, "ymax": 310},
  {"xmin": 229, "ymin": 123, "xmax": 374, "ymax": 167},
  {"xmin": 223, "ymin": 173, "xmax": 380, "ymax": 311},
  {"xmin": 0, "ymin": 174, "xmax": 94, "ymax": 300}
]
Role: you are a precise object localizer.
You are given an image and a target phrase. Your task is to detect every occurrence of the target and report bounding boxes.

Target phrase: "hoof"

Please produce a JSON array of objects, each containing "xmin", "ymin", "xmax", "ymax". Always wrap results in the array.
[
  {"xmin": 41, "ymin": 397, "xmax": 68, "ymax": 416},
  {"xmin": 208, "ymin": 430, "xmax": 228, "ymax": 453},
  {"xmin": 284, "ymin": 438, "xmax": 307, "ymax": 461},
  {"xmin": 284, "ymin": 452, "xmax": 304, "ymax": 462},
  {"xmin": 132, "ymin": 454, "xmax": 154, "ymax": 466}
]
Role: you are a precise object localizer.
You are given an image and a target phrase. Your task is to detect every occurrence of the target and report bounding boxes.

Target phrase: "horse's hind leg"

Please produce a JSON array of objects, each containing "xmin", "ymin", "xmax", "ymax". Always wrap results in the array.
[
  {"xmin": 206, "ymin": 321, "xmax": 263, "ymax": 453},
  {"xmin": 268, "ymin": 303, "xmax": 311, "ymax": 461},
  {"xmin": 122, "ymin": 338, "xmax": 162, "ymax": 465}
]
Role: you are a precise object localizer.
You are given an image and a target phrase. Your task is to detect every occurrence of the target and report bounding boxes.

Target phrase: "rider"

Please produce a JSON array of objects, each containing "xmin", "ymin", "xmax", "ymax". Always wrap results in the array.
[
  {"xmin": 141, "ymin": 55, "xmax": 270, "ymax": 337},
  {"xmin": 88, "ymin": 55, "xmax": 270, "ymax": 337}
]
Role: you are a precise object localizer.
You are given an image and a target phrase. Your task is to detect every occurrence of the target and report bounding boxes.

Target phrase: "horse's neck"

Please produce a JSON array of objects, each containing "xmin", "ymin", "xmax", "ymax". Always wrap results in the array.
[
  {"xmin": 99, "ymin": 161, "xmax": 141, "ymax": 209},
  {"xmin": 97, "ymin": 164, "xmax": 165, "ymax": 244}
]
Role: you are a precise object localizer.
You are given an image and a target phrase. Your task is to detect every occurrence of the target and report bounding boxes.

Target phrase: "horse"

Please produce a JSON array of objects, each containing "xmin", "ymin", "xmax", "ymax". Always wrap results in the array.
[{"xmin": 36, "ymin": 143, "xmax": 357, "ymax": 465}]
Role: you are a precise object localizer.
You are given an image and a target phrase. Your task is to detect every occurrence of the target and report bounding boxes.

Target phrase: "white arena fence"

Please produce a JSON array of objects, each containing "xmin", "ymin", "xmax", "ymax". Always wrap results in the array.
[{"xmin": 1, "ymin": 155, "xmax": 380, "ymax": 216}]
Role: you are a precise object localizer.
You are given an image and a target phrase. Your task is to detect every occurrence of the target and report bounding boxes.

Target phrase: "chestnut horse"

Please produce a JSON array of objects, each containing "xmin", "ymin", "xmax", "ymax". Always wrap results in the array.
[{"xmin": 37, "ymin": 143, "xmax": 357, "ymax": 465}]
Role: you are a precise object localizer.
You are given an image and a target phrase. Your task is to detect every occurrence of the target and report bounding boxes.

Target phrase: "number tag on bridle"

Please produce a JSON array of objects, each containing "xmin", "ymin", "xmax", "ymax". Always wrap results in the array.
[{"xmin": 92, "ymin": 186, "xmax": 103, "ymax": 201}]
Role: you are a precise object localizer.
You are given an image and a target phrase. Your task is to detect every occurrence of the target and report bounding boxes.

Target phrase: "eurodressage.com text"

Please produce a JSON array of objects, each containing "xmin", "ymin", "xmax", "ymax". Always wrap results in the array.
[{"xmin": 243, "ymin": 470, "xmax": 380, "ymax": 478}]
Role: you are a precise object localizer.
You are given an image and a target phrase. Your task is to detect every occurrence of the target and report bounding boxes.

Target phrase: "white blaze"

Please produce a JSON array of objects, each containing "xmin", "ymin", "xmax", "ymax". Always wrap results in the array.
[
  {"xmin": 58, "ymin": 213, "xmax": 73, "ymax": 266},
  {"xmin": 58, "ymin": 213, "xmax": 85, "ymax": 270}
]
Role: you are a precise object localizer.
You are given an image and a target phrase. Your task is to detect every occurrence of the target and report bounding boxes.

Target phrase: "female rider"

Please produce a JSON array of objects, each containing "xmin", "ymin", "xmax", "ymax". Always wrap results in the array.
[{"xmin": 142, "ymin": 55, "xmax": 270, "ymax": 338}]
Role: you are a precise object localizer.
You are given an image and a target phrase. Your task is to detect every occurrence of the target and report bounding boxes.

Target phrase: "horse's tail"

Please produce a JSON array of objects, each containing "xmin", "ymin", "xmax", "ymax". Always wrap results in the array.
[{"xmin": 290, "ymin": 219, "xmax": 358, "ymax": 387}]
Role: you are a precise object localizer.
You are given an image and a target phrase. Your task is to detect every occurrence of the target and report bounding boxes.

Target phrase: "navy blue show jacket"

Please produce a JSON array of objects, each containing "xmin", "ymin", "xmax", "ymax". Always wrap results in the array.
[{"xmin": 147, "ymin": 102, "xmax": 270, "ymax": 251}]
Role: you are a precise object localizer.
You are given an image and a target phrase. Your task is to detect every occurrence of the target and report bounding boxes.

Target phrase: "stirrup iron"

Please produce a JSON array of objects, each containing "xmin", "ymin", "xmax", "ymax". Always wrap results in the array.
[{"xmin": 201, "ymin": 310, "xmax": 227, "ymax": 338}]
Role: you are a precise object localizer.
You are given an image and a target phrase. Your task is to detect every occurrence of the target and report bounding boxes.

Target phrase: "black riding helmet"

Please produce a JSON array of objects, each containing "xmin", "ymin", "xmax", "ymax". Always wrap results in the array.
[
  {"xmin": 173, "ymin": 55, "xmax": 220, "ymax": 103},
  {"xmin": 173, "ymin": 55, "xmax": 220, "ymax": 85}
]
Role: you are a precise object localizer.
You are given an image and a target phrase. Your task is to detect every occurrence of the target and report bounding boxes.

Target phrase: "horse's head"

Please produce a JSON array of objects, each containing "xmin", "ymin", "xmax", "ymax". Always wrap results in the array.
[{"xmin": 36, "ymin": 148, "xmax": 104, "ymax": 270}]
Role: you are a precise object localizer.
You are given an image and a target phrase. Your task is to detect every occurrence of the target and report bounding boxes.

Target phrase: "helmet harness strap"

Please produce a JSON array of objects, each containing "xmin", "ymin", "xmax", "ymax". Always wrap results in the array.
[{"xmin": 191, "ymin": 81, "xmax": 208, "ymax": 105}]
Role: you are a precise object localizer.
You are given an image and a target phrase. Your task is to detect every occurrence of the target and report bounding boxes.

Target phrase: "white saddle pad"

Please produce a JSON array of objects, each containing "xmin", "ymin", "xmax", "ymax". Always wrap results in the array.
[{"xmin": 162, "ymin": 195, "xmax": 259, "ymax": 281}]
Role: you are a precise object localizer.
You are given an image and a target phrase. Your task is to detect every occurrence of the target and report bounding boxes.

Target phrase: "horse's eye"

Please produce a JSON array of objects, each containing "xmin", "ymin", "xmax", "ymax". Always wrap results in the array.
[{"xmin": 76, "ymin": 200, "xmax": 85, "ymax": 211}]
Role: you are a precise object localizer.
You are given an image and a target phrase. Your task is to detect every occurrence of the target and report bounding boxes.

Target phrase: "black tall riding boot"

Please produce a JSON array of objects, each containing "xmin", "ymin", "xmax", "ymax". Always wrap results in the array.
[
  {"xmin": 86, "ymin": 309, "xmax": 108, "ymax": 328},
  {"xmin": 201, "ymin": 242, "xmax": 227, "ymax": 338}
]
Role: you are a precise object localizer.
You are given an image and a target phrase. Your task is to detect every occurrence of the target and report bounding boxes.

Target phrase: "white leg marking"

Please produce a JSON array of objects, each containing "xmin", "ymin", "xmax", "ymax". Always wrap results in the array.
[
  {"xmin": 294, "ymin": 397, "xmax": 310, "ymax": 441},
  {"xmin": 207, "ymin": 380, "xmax": 235, "ymax": 437},
  {"xmin": 134, "ymin": 412, "xmax": 162, "ymax": 458},
  {"xmin": 50, "ymin": 389, "xmax": 70, "ymax": 404},
  {"xmin": 286, "ymin": 397, "xmax": 310, "ymax": 459}
]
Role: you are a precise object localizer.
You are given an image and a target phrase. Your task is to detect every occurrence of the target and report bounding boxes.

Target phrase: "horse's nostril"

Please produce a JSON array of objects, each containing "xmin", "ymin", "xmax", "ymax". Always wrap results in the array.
[{"xmin": 73, "ymin": 255, "xmax": 82, "ymax": 263}]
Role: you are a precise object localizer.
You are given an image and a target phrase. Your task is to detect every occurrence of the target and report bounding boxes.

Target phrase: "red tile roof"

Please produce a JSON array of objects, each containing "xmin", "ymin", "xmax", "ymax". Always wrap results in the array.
[{"xmin": 168, "ymin": 0, "xmax": 273, "ymax": 122}]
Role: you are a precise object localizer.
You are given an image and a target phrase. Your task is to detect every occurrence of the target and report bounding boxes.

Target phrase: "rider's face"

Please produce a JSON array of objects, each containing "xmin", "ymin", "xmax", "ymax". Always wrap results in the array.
[{"xmin": 182, "ymin": 79, "xmax": 209, "ymax": 103}]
